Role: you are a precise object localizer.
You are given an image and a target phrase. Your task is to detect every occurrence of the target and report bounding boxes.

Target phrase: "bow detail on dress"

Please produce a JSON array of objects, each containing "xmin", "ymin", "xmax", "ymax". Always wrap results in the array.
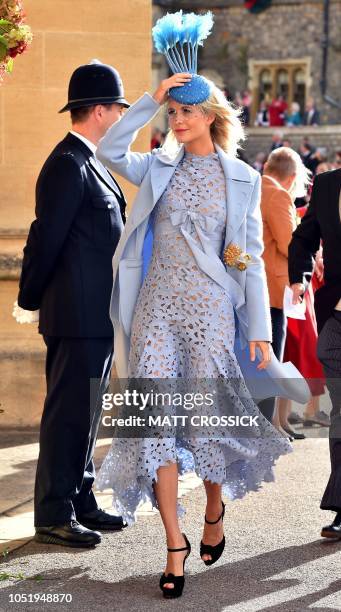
[
  {"xmin": 165, "ymin": 207, "xmax": 247, "ymax": 318},
  {"xmin": 169, "ymin": 209, "xmax": 219, "ymax": 235}
]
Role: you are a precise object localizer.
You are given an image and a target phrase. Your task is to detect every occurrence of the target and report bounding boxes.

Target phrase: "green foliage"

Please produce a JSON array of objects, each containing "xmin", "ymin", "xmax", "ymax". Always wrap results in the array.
[
  {"xmin": 6, "ymin": 56, "xmax": 13, "ymax": 72},
  {"xmin": 0, "ymin": 572, "xmax": 26, "ymax": 581},
  {"xmin": 0, "ymin": 40, "xmax": 7, "ymax": 61},
  {"xmin": 32, "ymin": 574, "xmax": 44, "ymax": 581},
  {"xmin": 0, "ymin": 19, "xmax": 12, "ymax": 28}
]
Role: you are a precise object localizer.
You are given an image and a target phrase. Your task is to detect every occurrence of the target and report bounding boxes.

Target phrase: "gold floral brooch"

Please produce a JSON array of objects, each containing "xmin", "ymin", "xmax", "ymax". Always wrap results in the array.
[{"xmin": 223, "ymin": 243, "xmax": 253, "ymax": 271}]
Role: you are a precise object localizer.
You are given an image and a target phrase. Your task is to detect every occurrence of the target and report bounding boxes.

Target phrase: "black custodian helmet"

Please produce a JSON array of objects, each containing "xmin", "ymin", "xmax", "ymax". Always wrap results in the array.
[{"xmin": 59, "ymin": 60, "xmax": 130, "ymax": 113}]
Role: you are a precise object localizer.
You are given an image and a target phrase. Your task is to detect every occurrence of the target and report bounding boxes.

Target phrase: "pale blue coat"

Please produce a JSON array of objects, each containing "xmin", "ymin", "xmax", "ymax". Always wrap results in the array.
[{"xmin": 97, "ymin": 93, "xmax": 309, "ymax": 403}]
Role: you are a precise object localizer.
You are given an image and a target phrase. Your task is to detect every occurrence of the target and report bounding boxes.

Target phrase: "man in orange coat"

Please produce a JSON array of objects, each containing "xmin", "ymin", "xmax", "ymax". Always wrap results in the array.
[{"xmin": 259, "ymin": 147, "xmax": 308, "ymax": 420}]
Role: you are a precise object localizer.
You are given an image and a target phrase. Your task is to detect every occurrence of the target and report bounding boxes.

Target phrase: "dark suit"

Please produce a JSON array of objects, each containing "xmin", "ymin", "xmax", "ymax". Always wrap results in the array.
[
  {"xmin": 288, "ymin": 170, "xmax": 341, "ymax": 333},
  {"xmin": 18, "ymin": 132, "xmax": 126, "ymax": 526},
  {"xmin": 303, "ymin": 108, "xmax": 320, "ymax": 126},
  {"xmin": 288, "ymin": 168, "xmax": 341, "ymax": 511}
]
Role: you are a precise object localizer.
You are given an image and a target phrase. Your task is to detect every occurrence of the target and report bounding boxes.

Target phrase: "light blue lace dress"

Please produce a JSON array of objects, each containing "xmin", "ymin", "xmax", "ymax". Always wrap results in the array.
[{"xmin": 96, "ymin": 152, "xmax": 292, "ymax": 525}]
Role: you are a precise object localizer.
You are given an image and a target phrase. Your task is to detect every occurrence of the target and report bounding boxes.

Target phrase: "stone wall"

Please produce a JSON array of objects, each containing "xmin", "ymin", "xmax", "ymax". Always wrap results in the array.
[
  {"xmin": 0, "ymin": 0, "xmax": 152, "ymax": 428},
  {"xmin": 153, "ymin": 0, "xmax": 341, "ymax": 124}
]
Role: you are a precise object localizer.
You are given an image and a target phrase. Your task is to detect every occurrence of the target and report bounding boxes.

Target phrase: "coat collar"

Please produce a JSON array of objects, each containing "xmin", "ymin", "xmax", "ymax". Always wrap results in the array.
[
  {"xmin": 69, "ymin": 130, "xmax": 97, "ymax": 155},
  {"xmin": 137, "ymin": 142, "xmax": 255, "ymax": 246},
  {"xmin": 64, "ymin": 131, "xmax": 94, "ymax": 158},
  {"xmin": 262, "ymin": 174, "xmax": 282, "ymax": 188},
  {"xmin": 154, "ymin": 143, "xmax": 253, "ymax": 183},
  {"xmin": 64, "ymin": 132, "xmax": 125, "ymax": 200}
]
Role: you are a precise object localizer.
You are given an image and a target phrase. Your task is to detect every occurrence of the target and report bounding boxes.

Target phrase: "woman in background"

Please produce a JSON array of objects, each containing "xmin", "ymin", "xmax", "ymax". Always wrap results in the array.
[{"xmin": 286, "ymin": 101, "xmax": 302, "ymax": 127}]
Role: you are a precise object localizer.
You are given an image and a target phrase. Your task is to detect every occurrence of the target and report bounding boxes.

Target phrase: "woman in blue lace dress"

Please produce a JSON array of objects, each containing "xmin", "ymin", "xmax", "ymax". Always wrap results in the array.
[{"xmin": 96, "ymin": 73, "xmax": 293, "ymax": 598}]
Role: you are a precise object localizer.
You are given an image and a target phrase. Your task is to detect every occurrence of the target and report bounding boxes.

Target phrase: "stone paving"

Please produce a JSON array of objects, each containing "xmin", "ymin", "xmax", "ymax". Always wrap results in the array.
[
  {"xmin": 2, "ymin": 407, "xmax": 341, "ymax": 610},
  {"xmin": 0, "ymin": 432, "xmax": 201, "ymax": 556},
  {"xmin": 1, "ymin": 435, "xmax": 341, "ymax": 611}
]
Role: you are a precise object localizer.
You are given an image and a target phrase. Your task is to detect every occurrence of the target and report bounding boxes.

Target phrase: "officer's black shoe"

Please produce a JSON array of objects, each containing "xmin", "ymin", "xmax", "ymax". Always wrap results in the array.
[
  {"xmin": 35, "ymin": 520, "xmax": 101, "ymax": 548},
  {"xmin": 321, "ymin": 513, "xmax": 341, "ymax": 539},
  {"xmin": 76, "ymin": 508, "xmax": 126, "ymax": 531}
]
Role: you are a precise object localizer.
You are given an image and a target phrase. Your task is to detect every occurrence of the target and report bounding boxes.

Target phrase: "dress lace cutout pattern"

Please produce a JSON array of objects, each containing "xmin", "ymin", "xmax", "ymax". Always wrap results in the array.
[{"xmin": 96, "ymin": 152, "xmax": 292, "ymax": 525}]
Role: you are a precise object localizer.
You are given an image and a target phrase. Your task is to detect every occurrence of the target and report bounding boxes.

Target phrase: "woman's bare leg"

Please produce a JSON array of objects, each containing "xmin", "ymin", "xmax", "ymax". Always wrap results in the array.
[
  {"xmin": 304, "ymin": 395, "xmax": 319, "ymax": 418},
  {"xmin": 271, "ymin": 399, "xmax": 281, "ymax": 429},
  {"xmin": 278, "ymin": 398, "xmax": 292, "ymax": 429},
  {"xmin": 201, "ymin": 480, "xmax": 224, "ymax": 562},
  {"xmin": 154, "ymin": 462, "xmax": 187, "ymax": 590}
]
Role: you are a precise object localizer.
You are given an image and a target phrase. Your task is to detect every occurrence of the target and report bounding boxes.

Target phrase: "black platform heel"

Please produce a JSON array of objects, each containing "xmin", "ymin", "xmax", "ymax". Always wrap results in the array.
[
  {"xmin": 159, "ymin": 533, "xmax": 191, "ymax": 599},
  {"xmin": 200, "ymin": 501, "xmax": 225, "ymax": 566}
]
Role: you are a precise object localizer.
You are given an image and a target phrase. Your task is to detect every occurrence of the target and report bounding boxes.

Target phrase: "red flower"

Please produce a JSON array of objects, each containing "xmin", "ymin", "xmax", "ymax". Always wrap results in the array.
[{"xmin": 8, "ymin": 41, "xmax": 27, "ymax": 57}]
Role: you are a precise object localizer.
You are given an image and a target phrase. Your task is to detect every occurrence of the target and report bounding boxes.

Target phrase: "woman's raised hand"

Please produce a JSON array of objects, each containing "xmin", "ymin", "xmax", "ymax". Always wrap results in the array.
[{"xmin": 152, "ymin": 73, "xmax": 192, "ymax": 105}]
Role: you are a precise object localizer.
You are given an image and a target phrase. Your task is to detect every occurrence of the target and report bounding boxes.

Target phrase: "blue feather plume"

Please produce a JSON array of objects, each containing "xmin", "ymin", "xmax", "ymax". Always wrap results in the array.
[
  {"xmin": 152, "ymin": 11, "xmax": 214, "ymax": 74},
  {"xmin": 152, "ymin": 12, "xmax": 180, "ymax": 53},
  {"xmin": 182, "ymin": 12, "xmax": 213, "ymax": 47}
]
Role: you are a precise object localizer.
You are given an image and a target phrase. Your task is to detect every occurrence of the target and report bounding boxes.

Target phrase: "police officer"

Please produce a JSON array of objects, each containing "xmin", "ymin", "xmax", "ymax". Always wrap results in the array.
[{"xmin": 17, "ymin": 61, "xmax": 129, "ymax": 547}]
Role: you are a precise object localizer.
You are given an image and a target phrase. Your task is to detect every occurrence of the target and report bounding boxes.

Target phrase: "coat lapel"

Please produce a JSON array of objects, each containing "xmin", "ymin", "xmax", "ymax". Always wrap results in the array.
[
  {"xmin": 65, "ymin": 132, "xmax": 124, "ymax": 200},
  {"xmin": 215, "ymin": 146, "xmax": 254, "ymax": 245},
  {"xmin": 127, "ymin": 147, "xmax": 185, "ymax": 230},
  {"xmin": 88, "ymin": 156, "xmax": 124, "ymax": 199},
  {"xmin": 149, "ymin": 147, "xmax": 185, "ymax": 205}
]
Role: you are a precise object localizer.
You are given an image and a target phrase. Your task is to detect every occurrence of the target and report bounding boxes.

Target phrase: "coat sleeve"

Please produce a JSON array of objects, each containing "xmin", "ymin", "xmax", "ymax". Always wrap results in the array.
[
  {"xmin": 288, "ymin": 176, "xmax": 322, "ymax": 286},
  {"xmin": 245, "ymin": 173, "xmax": 272, "ymax": 342},
  {"xmin": 266, "ymin": 189, "xmax": 296, "ymax": 258},
  {"xmin": 17, "ymin": 154, "xmax": 84, "ymax": 310},
  {"xmin": 96, "ymin": 93, "xmax": 161, "ymax": 186}
]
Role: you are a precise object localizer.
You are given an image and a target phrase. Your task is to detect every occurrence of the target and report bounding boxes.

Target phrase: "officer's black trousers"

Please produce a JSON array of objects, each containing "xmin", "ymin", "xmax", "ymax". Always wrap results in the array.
[
  {"xmin": 318, "ymin": 312, "xmax": 341, "ymax": 512},
  {"xmin": 34, "ymin": 336, "xmax": 113, "ymax": 527}
]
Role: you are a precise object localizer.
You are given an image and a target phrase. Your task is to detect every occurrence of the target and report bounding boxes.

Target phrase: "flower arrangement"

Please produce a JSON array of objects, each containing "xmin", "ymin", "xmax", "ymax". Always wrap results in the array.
[{"xmin": 0, "ymin": 0, "xmax": 32, "ymax": 83}]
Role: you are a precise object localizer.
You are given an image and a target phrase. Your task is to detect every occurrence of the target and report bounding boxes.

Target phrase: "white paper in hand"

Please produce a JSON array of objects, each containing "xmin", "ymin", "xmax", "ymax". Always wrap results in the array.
[{"xmin": 283, "ymin": 286, "xmax": 306, "ymax": 320}]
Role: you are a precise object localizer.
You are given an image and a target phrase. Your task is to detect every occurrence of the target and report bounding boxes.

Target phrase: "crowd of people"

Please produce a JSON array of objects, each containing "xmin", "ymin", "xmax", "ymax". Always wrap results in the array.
[
  {"xmin": 151, "ymin": 93, "xmax": 323, "ymax": 147},
  {"xmin": 257, "ymin": 147, "xmax": 327, "ymax": 441},
  {"xmin": 200, "ymin": 89, "xmax": 322, "ymax": 129},
  {"xmin": 253, "ymin": 133, "xmax": 341, "ymax": 177},
  {"xmin": 254, "ymin": 96, "xmax": 321, "ymax": 127},
  {"xmin": 248, "ymin": 134, "xmax": 340, "ymax": 440}
]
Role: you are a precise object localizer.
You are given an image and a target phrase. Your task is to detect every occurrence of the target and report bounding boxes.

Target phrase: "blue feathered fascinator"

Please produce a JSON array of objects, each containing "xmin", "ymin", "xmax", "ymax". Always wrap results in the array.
[{"xmin": 152, "ymin": 11, "xmax": 214, "ymax": 105}]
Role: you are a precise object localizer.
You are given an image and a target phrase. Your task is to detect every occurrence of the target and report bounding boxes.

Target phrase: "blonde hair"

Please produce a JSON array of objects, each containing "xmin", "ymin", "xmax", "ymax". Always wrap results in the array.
[
  {"xmin": 162, "ymin": 81, "xmax": 245, "ymax": 158},
  {"xmin": 266, "ymin": 146, "xmax": 312, "ymax": 198}
]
